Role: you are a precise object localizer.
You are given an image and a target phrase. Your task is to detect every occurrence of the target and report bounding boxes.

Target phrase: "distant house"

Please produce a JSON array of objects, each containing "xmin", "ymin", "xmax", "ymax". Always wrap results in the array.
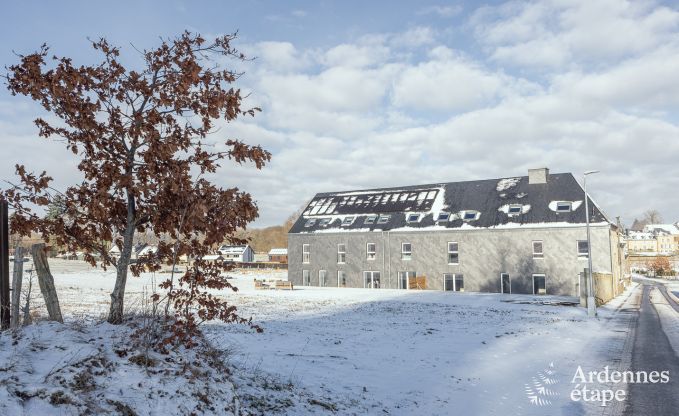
[
  {"xmin": 625, "ymin": 223, "xmax": 679, "ymax": 254},
  {"xmin": 288, "ymin": 168, "xmax": 625, "ymax": 296},
  {"xmin": 217, "ymin": 245, "xmax": 255, "ymax": 263},
  {"xmin": 268, "ymin": 248, "xmax": 288, "ymax": 263},
  {"xmin": 108, "ymin": 243, "xmax": 158, "ymax": 260},
  {"xmin": 202, "ymin": 254, "xmax": 225, "ymax": 262}
]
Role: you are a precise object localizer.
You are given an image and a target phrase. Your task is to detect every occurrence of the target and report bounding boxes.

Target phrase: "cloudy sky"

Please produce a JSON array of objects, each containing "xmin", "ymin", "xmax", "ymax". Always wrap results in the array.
[{"xmin": 1, "ymin": 0, "xmax": 678, "ymax": 227}]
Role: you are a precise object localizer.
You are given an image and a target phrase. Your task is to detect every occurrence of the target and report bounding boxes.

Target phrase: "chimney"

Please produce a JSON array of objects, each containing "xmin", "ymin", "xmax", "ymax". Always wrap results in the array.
[{"xmin": 528, "ymin": 167, "xmax": 549, "ymax": 184}]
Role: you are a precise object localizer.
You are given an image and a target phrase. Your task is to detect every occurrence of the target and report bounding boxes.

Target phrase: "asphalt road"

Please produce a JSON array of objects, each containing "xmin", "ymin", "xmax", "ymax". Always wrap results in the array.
[{"xmin": 624, "ymin": 281, "xmax": 679, "ymax": 416}]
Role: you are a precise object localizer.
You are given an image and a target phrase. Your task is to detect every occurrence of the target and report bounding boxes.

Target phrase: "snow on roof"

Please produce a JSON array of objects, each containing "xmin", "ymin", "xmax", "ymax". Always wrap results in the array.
[
  {"xmin": 643, "ymin": 224, "xmax": 679, "ymax": 235},
  {"xmin": 217, "ymin": 245, "xmax": 250, "ymax": 254},
  {"xmin": 626, "ymin": 231, "xmax": 655, "ymax": 240},
  {"xmin": 291, "ymin": 172, "xmax": 612, "ymax": 234},
  {"xmin": 496, "ymin": 177, "xmax": 520, "ymax": 192},
  {"xmin": 268, "ymin": 248, "xmax": 288, "ymax": 255}
]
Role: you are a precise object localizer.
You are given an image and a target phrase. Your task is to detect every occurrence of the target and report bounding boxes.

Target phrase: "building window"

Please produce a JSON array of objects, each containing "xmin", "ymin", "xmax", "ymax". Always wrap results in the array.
[
  {"xmin": 319, "ymin": 270, "xmax": 327, "ymax": 287},
  {"xmin": 533, "ymin": 241, "xmax": 544, "ymax": 259},
  {"xmin": 401, "ymin": 243, "xmax": 412, "ymax": 260},
  {"xmin": 377, "ymin": 215, "xmax": 391, "ymax": 224},
  {"xmin": 508, "ymin": 205, "xmax": 522, "ymax": 214},
  {"xmin": 303, "ymin": 270, "xmax": 310, "ymax": 286},
  {"xmin": 302, "ymin": 244, "xmax": 310, "ymax": 263},
  {"xmin": 341, "ymin": 216, "xmax": 355, "ymax": 226},
  {"xmin": 462, "ymin": 211, "xmax": 480, "ymax": 221},
  {"xmin": 578, "ymin": 241, "xmax": 589, "ymax": 258},
  {"xmin": 337, "ymin": 270, "xmax": 347, "ymax": 287},
  {"xmin": 443, "ymin": 273, "xmax": 455, "ymax": 291},
  {"xmin": 366, "ymin": 243, "xmax": 376, "ymax": 261},
  {"xmin": 398, "ymin": 271, "xmax": 416, "ymax": 289},
  {"xmin": 556, "ymin": 202, "xmax": 572, "ymax": 212},
  {"xmin": 363, "ymin": 271, "xmax": 381, "ymax": 289},
  {"xmin": 365, "ymin": 215, "xmax": 377, "ymax": 225},
  {"xmin": 447, "ymin": 242, "xmax": 459, "ymax": 264},
  {"xmin": 337, "ymin": 244, "xmax": 346, "ymax": 264},
  {"xmin": 304, "ymin": 219, "xmax": 316, "ymax": 227},
  {"xmin": 533, "ymin": 274, "xmax": 546, "ymax": 295},
  {"xmin": 454, "ymin": 274, "xmax": 464, "ymax": 292},
  {"xmin": 319, "ymin": 218, "xmax": 331, "ymax": 226},
  {"xmin": 406, "ymin": 213, "xmax": 420, "ymax": 223},
  {"xmin": 436, "ymin": 212, "xmax": 450, "ymax": 222},
  {"xmin": 501, "ymin": 273, "xmax": 511, "ymax": 294}
]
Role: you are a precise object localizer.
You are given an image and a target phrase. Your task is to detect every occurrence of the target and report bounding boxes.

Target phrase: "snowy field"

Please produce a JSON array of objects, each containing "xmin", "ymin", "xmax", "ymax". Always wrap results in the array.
[{"xmin": 3, "ymin": 259, "xmax": 637, "ymax": 415}]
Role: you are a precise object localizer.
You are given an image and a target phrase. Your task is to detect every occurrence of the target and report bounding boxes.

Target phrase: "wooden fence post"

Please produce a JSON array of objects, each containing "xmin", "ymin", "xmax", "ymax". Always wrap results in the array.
[
  {"xmin": 0, "ymin": 200, "xmax": 9, "ymax": 330},
  {"xmin": 31, "ymin": 243, "xmax": 63, "ymax": 323},
  {"xmin": 11, "ymin": 246, "xmax": 24, "ymax": 328}
]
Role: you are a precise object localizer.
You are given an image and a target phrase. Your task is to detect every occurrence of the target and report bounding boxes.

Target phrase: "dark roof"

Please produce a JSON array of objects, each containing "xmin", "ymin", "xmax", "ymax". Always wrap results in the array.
[{"xmin": 289, "ymin": 172, "xmax": 612, "ymax": 234}]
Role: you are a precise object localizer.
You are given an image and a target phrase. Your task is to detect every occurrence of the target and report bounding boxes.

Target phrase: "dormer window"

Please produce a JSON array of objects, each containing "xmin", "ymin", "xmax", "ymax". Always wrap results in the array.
[
  {"xmin": 304, "ymin": 219, "xmax": 316, "ymax": 227},
  {"xmin": 319, "ymin": 218, "xmax": 331, "ymax": 226},
  {"xmin": 406, "ymin": 213, "xmax": 421, "ymax": 223},
  {"xmin": 462, "ymin": 211, "xmax": 480, "ymax": 221},
  {"xmin": 556, "ymin": 202, "xmax": 572, "ymax": 212},
  {"xmin": 377, "ymin": 215, "xmax": 391, "ymax": 224},
  {"xmin": 508, "ymin": 205, "xmax": 522, "ymax": 214},
  {"xmin": 364, "ymin": 215, "xmax": 377, "ymax": 225},
  {"xmin": 436, "ymin": 212, "xmax": 450, "ymax": 222},
  {"xmin": 342, "ymin": 217, "xmax": 355, "ymax": 226}
]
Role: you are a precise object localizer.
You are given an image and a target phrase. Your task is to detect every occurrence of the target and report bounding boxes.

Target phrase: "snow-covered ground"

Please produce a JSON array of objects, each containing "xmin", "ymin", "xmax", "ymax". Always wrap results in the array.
[{"xmin": 3, "ymin": 260, "xmax": 637, "ymax": 415}]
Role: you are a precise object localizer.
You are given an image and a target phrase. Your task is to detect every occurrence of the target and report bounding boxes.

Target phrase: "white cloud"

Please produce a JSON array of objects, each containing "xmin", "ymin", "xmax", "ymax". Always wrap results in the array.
[
  {"xmin": 418, "ymin": 5, "xmax": 463, "ymax": 18},
  {"xmin": 472, "ymin": 0, "xmax": 679, "ymax": 68}
]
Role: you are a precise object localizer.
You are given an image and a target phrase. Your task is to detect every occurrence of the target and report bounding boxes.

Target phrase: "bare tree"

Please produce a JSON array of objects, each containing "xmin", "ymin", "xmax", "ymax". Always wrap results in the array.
[{"xmin": 642, "ymin": 210, "xmax": 663, "ymax": 225}]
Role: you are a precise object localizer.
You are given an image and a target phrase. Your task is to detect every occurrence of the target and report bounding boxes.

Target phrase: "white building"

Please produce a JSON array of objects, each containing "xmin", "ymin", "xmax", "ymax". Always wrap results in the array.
[{"xmin": 216, "ymin": 245, "xmax": 255, "ymax": 263}]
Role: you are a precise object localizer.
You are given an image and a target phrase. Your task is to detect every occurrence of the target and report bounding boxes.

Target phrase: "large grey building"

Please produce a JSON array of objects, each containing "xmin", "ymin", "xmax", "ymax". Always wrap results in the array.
[{"xmin": 288, "ymin": 168, "xmax": 624, "ymax": 296}]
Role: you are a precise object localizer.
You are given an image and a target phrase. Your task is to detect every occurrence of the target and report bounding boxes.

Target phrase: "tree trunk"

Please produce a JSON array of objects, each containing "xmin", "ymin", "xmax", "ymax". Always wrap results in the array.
[
  {"xmin": 108, "ymin": 211, "xmax": 136, "ymax": 324},
  {"xmin": 31, "ymin": 243, "xmax": 63, "ymax": 323},
  {"xmin": 11, "ymin": 246, "xmax": 24, "ymax": 328}
]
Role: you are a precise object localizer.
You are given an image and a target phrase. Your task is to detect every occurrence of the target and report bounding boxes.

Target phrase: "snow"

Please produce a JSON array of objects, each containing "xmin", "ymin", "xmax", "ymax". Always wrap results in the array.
[
  {"xmin": 496, "ymin": 177, "xmax": 521, "ymax": 192},
  {"xmin": 2, "ymin": 260, "xmax": 638, "ymax": 415},
  {"xmin": 548, "ymin": 200, "xmax": 583, "ymax": 212},
  {"xmin": 643, "ymin": 223, "xmax": 679, "ymax": 235},
  {"xmin": 498, "ymin": 203, "xmax": 531, "ymax": 216}
]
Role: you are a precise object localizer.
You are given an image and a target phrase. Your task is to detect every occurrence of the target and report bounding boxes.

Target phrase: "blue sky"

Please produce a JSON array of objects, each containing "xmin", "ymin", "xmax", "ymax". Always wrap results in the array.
[{"xmin": 2, "ymin": 1, "xmax": 679, "ymax": 227}]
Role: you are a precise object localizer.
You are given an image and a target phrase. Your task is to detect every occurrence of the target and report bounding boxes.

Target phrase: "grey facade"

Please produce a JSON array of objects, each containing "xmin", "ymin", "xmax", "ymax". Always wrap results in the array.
[{"xmin": 288, "ymin": 169, "xmax": 624, "ymax": 296}]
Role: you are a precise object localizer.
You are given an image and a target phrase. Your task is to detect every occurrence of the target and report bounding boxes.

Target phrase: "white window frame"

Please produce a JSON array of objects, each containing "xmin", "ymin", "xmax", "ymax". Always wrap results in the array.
[
  {"xmin": 556, "ymin": 202, "xmax": 572, "ymax": 212},
  {"xmin": 401, "ymin": 243, "xmax": 412, "ymax": 261},
  {"xmin": 532, "ymin": 274, "xmax": 546, "ymax": 295},
  {"xmin": 577, "ymin": 240, "xmax": 589, "ymax": 258},
  {"xmin": 406, "ymin": 213, "xmax": 421, "ymax": 223},
  {"xmin": 319, "ymin": 270, "xmax": 327, "ymax": 287},
  {"xmin": 337, "ymin": 244, "xmax": 346, "ymax": 264},
  {"xmin": 508, "ymin": 205, "xmax": 522, "ymax": 214},
  {"xmin": 398, "ymin": 271, "xmax": 416, "ymax": 289},
  {"xmin": 447, "ymin": 242, "xmax": 459, "ymax": 265},
  {"xmin": 341, "ymin": 216, "xmax": 355, "ymax": 226},
  {"xmin": 302, "ymin": 270, "xmax": 310, "ymax": 286},
  {"xmin": 366, "ymin": 243, "xmax": 376, "ymax": 261},
  {"xmin": 363, "ymin": 271, "xmax": 381, "ymax": 289},
  {"xmin": 302, "ymin": 244, "xmax": 310, "ymax": 264},
  {"xmin": 436, "ymin": 212, "xmax": 450, "ymax": 222},
  {"xmin": 377, "ymin": 215, "xmax": 391, "ymax": 224},
  {"xmin": 462, "ymin": 211, "xmax": 480, "ymax": 221},
  {"xmin": 365, "ymin": 215, "xmax": 377, "ymax": 225},
  {"xmin": 500, "ymin": 273, "xmax": 511, "ymax": 294},
  {"xmin": 532, "ymin": 240, "xmax": 544, "ymax": 259}
]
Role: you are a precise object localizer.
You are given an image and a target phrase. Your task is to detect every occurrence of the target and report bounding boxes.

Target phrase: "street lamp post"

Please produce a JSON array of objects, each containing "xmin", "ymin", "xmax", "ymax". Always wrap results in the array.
[{"xmin": 584, "ymin": 170, "xmax": 599, "ymax": 318}]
